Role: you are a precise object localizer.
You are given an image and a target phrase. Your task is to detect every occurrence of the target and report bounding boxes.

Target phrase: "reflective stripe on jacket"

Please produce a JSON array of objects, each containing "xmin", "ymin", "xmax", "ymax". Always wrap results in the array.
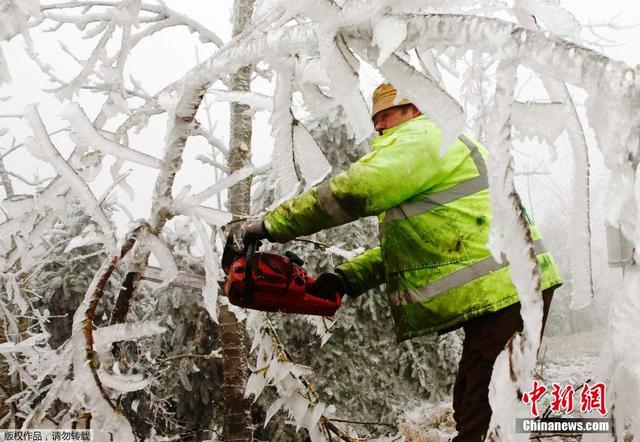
[{"xmin": 263, "ymin": 115, "xmax": 562, "ymax": 342}]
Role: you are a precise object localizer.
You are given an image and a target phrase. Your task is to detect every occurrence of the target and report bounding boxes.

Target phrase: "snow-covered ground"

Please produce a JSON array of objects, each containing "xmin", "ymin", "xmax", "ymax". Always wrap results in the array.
[
  {"xmin": 399, "ymin": 331, "xmax": 607, "ymax": 442},
  {"xmin": 537, "ymin": 331, "xmax": 604, "ymax": 387}
]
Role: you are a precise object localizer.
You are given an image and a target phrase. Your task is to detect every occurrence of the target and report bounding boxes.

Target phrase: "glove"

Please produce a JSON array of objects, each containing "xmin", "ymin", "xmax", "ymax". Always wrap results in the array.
[
  {"xmin": 242, "ymin": 218, "xmax": 270, "ymax": 245},
  {"xmin": 309, "ymin": 272, "xmax": 347, "ymax": 300}
]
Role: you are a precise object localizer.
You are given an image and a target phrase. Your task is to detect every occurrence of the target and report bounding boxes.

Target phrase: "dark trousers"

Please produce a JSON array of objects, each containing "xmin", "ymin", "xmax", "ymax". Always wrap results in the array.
[{"xmin": 452, "ymin": 289, "xmax": 554, "ymax": 441}]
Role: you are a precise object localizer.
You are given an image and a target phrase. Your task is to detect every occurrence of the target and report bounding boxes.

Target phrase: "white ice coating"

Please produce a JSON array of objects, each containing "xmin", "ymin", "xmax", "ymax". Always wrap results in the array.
[
  {"xmin": 513, "ymin": 0, "xmax": 581, "ymax": 40},
  {"xmin": 292, "ymin": 121, "xmax": 332, "ymax": 190},
  {"xmin": 193, "ymin": 218, "xmax": 221, "ymax": 324},
  {"xmin": 0, "ymin": 46, "xmax": 10, "ymax": 84},
  {"xmin": 245, "ymin": 315, "xmax": 337, "ymax": 440},
  {"xmin": 24, "ymin": 104, "xmax": 116, "ymax": 252},
  {"xmin": 185, "ymin": 165, "xmax": 255, "ymax": 206},
  {"xmin": 378, "ymin": 52, "xmax": 466, "ymax": 153},
  {"xmin": 510, "ymin": 101, "xmax": 567, "ymax": 145},
  {"xmin": 486, "ymin": 59, "xmax": 542, "ymax": 441},
  {"xmin": 140, "ymin": 230, "xmax": 178, "ymax": 290},
  {"xmin": 318, "ymin": 30, "xmax": 373, "ymax": 143},
  {"xmin": 7, "ymin": 1, "xmax": 640, "ymax": 437},
  {"xmin": 0, "ymin": 332, "xmax": 48, "ymax": 354},
  {"xmin": 208, "ymin": 89, "xmax": 272, "ymax": 114},
  {"xmin": 170, "ymin": 200, "xmax": 233, "ymax": 226},
  {"xmin": 93, "ymin": 321, "xmax": 167, "ymax": 354},
  {"xmin": 70, "ymin": 258, "xmax": 135, "ymax": 440},
  {"xmin": 61, "ymin": 103, "xmax": 163, "ymax": 169},
  {"xmin": 97, "ymin": 369, "xmax": 149, "ymax": 393},
  {"xmin": 63, "ymin": 226, "xmax": 110, "ymax": 254},
  {"xmin": 543, "ymin": 78, "xmax": 594, "ymax": 309},
  {"xmin": 371, "ymin": 15, "xmax": 407, "ymax": 66},
  {"xmin": 268, "ymin": 62, "xmax": 301, "ymax": 208}
]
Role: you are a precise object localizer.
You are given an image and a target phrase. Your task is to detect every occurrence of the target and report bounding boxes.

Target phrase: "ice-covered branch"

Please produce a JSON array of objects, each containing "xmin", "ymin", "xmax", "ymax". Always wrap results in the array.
[
  {"xmin": 485, "ymin": 59, "xmax": 542, "ymax": 441},
  {"xmin": 41, "ymin": 1, "xmax": 223, "ymax": 47},
  {"xmin": 246, "ymin": 313, "xmax": 361, "ymax": 441},
  {"xmin": 24, "ymin": 105, "xmax": 116, "ymax": 251},
  {"xmin": 62, "ymin": 103, "xmax": 163, "ymax": 168},
  {"xmin": 70, "ymin": 227, "xmax": 141, "ymax": 439},
  {"xmin": 542, "ymin": 78, "xmax": 594, "ymax": 309}
]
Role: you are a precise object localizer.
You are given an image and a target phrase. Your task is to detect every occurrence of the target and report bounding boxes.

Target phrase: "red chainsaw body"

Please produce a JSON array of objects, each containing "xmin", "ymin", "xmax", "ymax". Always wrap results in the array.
[{"xmin": 224, "ymin": 251, "xmax": 341, "ymax": 316}]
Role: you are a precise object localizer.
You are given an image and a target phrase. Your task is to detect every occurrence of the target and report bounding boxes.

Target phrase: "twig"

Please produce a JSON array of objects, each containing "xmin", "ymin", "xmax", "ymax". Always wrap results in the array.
[
  {"xmin": 321, "ymin": 417, "xmax": 366, "ymax": 442},
  {"xmin": 292, "ymin": 236, "xmax": 332, "ymax": 249},
  {"xmin": 81, "ymin": 226, "xmax": 142, "ymax": 416},
  {"xmin": 155, "ymin": 351, "xmax": 221, "ymax": 364},
  {"xmin": 262, "ymin": 318, "xmax": 362, "ymax": 440},
  {"xmin": 329, "ymin": 417, "xmax": 396, "ymax": 429}
]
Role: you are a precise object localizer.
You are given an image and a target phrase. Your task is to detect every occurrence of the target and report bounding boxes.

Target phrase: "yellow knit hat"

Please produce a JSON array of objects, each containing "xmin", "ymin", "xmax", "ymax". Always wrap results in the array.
[{"xmin": 371, "ymin": 83, "xmax": 411, "ymax": 119}]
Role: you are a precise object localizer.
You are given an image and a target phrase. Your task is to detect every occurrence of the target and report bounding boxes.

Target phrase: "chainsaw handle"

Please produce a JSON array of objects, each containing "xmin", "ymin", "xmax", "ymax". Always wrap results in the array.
[{"xmin": 243, "ymin": 239, "xmax": 260, "ymax": 301}]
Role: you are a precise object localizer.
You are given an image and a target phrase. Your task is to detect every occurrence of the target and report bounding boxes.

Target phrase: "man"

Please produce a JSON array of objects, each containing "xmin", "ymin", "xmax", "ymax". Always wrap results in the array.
[{"xmin": 242, "ymin": 83, "xmax": 562, "ymax": 440}]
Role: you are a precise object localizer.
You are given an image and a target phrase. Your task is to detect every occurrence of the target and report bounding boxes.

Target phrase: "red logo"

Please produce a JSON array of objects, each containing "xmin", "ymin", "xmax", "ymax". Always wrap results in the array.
[{"xmin": 522, "ymin": 382, "xmax": 607, "ymax": 416}]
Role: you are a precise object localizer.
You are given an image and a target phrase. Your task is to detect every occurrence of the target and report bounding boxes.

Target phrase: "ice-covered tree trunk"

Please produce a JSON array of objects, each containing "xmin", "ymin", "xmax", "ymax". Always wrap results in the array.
[{"xmin": 219, "ymin": 0, "xmax": 255, "ymax": 440}]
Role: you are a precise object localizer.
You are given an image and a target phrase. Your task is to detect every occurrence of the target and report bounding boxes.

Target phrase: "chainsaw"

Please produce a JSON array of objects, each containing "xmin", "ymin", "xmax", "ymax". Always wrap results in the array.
[
  {"xmin": 220, "ymin": 234, "xmax": 342, "ymax": 316},
  {"xmin": 140, "ymin": 234, "xmax": 342, "ymax": 316}
]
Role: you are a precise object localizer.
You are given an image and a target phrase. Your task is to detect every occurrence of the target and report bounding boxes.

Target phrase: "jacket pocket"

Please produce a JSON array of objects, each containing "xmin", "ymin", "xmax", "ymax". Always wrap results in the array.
[{"xmin": 381, "ymin": 207, "xmax": 471, "ymax": 274}]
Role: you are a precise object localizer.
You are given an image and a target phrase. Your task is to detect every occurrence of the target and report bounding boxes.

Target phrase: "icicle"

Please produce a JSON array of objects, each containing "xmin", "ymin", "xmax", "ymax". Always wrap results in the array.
[
  {"xmin": 542, "ymin": 78, "xmax": 594, "ymax": 309},
  {"xmin": 510, "ymin": 101, "xmax": 567, "ymax": 145},
  {"xmin": 268, "ymin": 61, "xmax": 301, "ymax": 208},
  {"xmin": 486, "ymin": 59, "xmax": 542, "ymax": 441},
  {"xmin": 111, "ymin": 159, "xmax": 135, "ymax": 200},
  {"xmin": 170, "ymin": 201, "xmax": 233, "ymax": 226},
  {"xmin": 185, "ymin": 165, "xmax": 255, "ymax": 206},
  {"xmin": 208, "ymin": 89, "xmax": 272, "ymax": 114},
  {"xmin": 318, "ymin": 31, "xmax": 372, "ymax": 143},
  {"xmin": 193, "ymin": 218, "xmax": 221, "ymax": 323},
  {"xmin": 93, "ymin": 321, "xmax": 166, "ymax": 353},
  {"xmin": 415, "ymin": 45, "xmax": 444, "ymax": 86},
  {"xmin": 513, "ymin": 0, "xmax": 581, "ymax": 40},
  {"xmin": 371, "ymin": 15, "xmax": 407, "ymax": 66},
  {"xmin": 140, "ymin": 230, "xmax": 178, "ymax": 290},
  {"xmin": 292, "ymin": 120, "xmax": 331, "ymax": 189},
  {"xmin": 378, "ymin": 53, "xmax": 466, "ymax": 153},
  {"xmin": 97, "ymin": 369, "xmax": 149, "ymax": 392}
]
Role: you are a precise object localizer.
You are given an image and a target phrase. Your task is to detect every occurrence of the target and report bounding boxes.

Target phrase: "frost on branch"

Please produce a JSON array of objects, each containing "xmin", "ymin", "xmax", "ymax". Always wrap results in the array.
[
  {"xmin": 193, "ymin": 218, "xmax": 222, "ymax": 323},
  {"xmin": 139, "ymin": 229, "xmax": 178, "ymax": 290},
  {"xmin": 24, "ymin": 105, "xmax": 116, "ymax": 252},
  {"xmin": 486, "ymin": 59, "xmax": 542, "ymax": 441},
  {"xmin": 542, "ymin": 78, "xmax": 594, "ymax": 310},
  {"xmin": 245, "ymin": 313, "xmax": 351, "ymax": 441},
  {"xmin": 292, "ymin": 121, "xmax": 332, "ymax": 190},
  {"xmin": 268, "ymin": 62, "xmax": 301, "ymax": 208},
  {"xmin": 377, "ymin": 52, "xmax": 466, "ymax": 152},
  {"xmin": 61, "ymin": 103, "xmax": 163, "ymax": 169},
  {"xmin": 371, "ymin": 15, "xmax": 407, "ymax": 66},
  {"xmin": 510, "ymin": 101, "xmax": 566, "ymax": 145},
  {"xmin": 318, "ymin": 32, "xmax": 372, "ymax": 143}
]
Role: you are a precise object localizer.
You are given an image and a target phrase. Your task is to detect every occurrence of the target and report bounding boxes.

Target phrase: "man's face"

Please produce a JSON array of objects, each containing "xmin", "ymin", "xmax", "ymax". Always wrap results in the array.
[{"xmin": 373, "ymin": 104, "xmax": 420, "ymax": 136}]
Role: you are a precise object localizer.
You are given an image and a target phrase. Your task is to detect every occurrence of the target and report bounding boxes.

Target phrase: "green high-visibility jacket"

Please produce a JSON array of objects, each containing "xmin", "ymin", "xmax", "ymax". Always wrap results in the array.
[{"xmin": 264, "ymin": 115, "xmax": 562, "ymax": 342}]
